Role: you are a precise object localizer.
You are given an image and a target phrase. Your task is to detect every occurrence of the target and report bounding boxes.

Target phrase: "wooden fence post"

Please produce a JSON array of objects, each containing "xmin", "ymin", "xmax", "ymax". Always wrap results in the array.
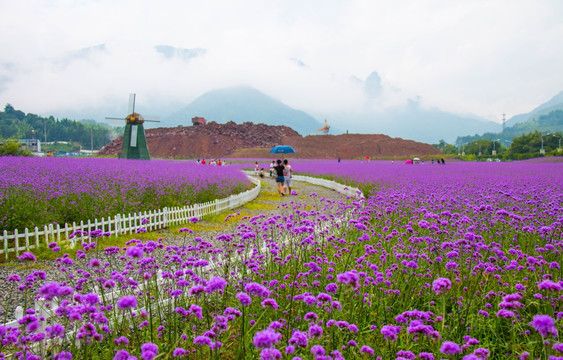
[
  {"xmin": 163, "ymin": 207, "xmax": 168, "ymax": 228},
  {"xmin": 3, "ymin": 230, "xmax": 8, "ymax": 260},
  {"xmin": 49, "ymin": 224, "xmax": 54, "ymax": 245},
  {"xmin": 35, "ymin": 227, "xmax": 39, "ymax": 249},
  {"xmin": 115, "ymin": 214, "xmax": 121, "ymax": 236},
  {"xmin": 14, "ymin": 229, "xmax": 20, "ymax": 256},
  {"xmin": 24, "ymin": 228, "xmax": 30, "ymax": 252}
]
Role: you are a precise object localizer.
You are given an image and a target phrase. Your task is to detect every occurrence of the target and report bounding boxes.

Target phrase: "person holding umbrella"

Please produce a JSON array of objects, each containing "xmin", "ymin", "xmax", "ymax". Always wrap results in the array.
[{"xmin": 273, "ymin": 159, "xmax": 286, "ymax": 196}]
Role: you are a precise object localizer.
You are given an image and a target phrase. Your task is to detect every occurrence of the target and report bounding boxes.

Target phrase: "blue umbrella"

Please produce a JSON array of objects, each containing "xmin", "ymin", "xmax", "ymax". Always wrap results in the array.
[{"xmin": 269, "ymin": 145, "xmax": 296, "ymax": 154}]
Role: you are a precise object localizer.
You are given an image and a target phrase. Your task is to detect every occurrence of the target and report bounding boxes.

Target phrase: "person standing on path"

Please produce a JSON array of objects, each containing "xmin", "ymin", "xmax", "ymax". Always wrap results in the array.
[
  {"xmin": 269, "ymin": 161, "xmax": 276, "ymax": 177},
  {"xmin": 283, "ymin": 159, "xmax": 293, "ymax": 195},
  {"xmin": 274, "ymin": 159, "xmax": 285, "ymax": 196}
]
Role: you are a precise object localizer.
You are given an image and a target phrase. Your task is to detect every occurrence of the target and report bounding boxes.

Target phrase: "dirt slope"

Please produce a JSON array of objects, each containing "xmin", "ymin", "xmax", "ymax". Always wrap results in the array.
[{"xmin": 98, "ymin": 121, "xmax": 441, "ymax": 159}]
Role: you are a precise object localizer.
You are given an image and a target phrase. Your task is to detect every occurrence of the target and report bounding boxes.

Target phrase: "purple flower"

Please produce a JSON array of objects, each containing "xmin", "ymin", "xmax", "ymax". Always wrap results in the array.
[
  {"xmin": 325, "ymin": 283, "xmax": 338, "ymax": 294},
  {"xmin": 114, "ymin": 350, "xmax": 134, "ymax": 360},
  {"xmin": 18, "ymin": 252, "xmax": 37, "ymax": 262},
  {"xmin": 126, "ymin": 246, "xmax": 143, "ymax": 258},
  {"xmin": 205, "ymin": 276, "xmax": 227, "ymax": 293},
  {"xmin": 244, "ymin": 282, "xmax": 270, "ymax": 297},
  {"xmin": 418, "ymin": 353, "xmax": 435, "ymax": 360},
  {"xmin": 360, "ymin": 345, "xmax": 375, "ymax": 355},
  {"xmin": 82, "ymin": 292, "xmax": 99, "ymax": 305},
  {"xmin": 381, "ymin": 325, "xmax": 402, "ymax": 341},
  {"xmin": 38, "ymin": 282, "xmax": 71, "ymax": 300},
  {"xmin": 432, "ymin": 277, "xmax": 452, "ymax": 295},
  {"xmin": 117, "ymin": 295, "xmax": 138, "ymax": 310},
  {"xmin": 336, "ymin": 271, "xmax": 360, "ymax": 289},
  {"xmin": 140, "ymin": 342, "xmax": 158, "ymax": 360},
  {"xmin": 253, "ymin": 328, "xmax": 282, "ymax": 349},
  {"xmin": 189, "ymin": 304, "xmax": 203, "ymax": 319},
  {"xmin": 194, "ymin": 335, "xmax": 212, "ymax": 346},
  {"xmin": 530, "ymin": 315, "xmax": 558, "ymax": 338},
  {"xmin": 53, "ymin": 352, "xmax": 72, "ymax": 360},
  {"xmin": 308, "ymin": 324, "xmax": 323, "ymax": 339},
  {"xmin": 46, "ymin": 323, "xmax": 65, "ymax": 338},
  {"xmin": 496, "ymin": 309, "xmax": 515, "ymax": 318},
  {"xmin": 114, "ymin": 336, "xmax": 130, "ymax": 345},
  {"xmin": 311, "ymin": 345, "xmax": 326, "ymax": 356},
  {"xmin": 538, "ymin": 280, "xmax": 562, "ymax": 292},
  {"xmin": 304, "ymin": 312, "xmax": 319, "ymax": 322},
  {"xmin": 260, "ymin": 348, "xmax": 282, "ymax": 360},
  {"xmin": 261, "ymin": 298, "xmax": 280, "ymax": 310},
  {"xmin": 7, "ymin": 274, "xmax": 21, "ymax": 282},
  {"xmin": 288, "ymin": 330, "xmax": 308, "ymax": 347},
  {"xmin": 236, "ymin": 292, "xmax": 252, "ymax": 306},
  {"xmin": 440, "ymin": 341, "xmax": 461, "ymax": 355},
  {"xmin": 173, "ymin": 348, "xmax": 187, "ymax": 357}
]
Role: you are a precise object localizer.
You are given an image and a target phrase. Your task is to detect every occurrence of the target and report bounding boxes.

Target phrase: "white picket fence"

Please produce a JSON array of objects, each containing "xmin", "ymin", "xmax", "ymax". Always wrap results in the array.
[
  {"xmin": 0, "ymin": 176, "xmax": 261, "ymax": 259},
  {"xmin": 292, "ymin": 174, "xmax": 363, "ymax": 199},
  {"xmin": 1, "ymin": 173, "xmax": 364, "ymax": 348}
]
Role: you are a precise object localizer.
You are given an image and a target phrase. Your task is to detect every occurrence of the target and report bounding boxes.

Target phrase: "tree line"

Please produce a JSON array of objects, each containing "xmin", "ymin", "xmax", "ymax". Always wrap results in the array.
[
  {"xmin": 455, "ymin": 109, "xmax": 563, "ymax": 145},
  {"xmin": 0, "ymin": 104, "xmax": 121, "ymax": 150}
]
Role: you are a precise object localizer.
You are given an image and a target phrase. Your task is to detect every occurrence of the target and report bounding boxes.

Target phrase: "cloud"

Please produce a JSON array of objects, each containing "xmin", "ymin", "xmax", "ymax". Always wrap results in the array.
[{"xmin": 0, "ymin": 0, "xmax": 561, "ymax": 125}]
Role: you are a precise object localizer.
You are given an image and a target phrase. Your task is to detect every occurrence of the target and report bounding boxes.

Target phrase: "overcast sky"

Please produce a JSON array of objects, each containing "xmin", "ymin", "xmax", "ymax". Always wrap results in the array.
[{"xmin": 0, "ymin": 0, "xmax": 562, "ymax": 123}]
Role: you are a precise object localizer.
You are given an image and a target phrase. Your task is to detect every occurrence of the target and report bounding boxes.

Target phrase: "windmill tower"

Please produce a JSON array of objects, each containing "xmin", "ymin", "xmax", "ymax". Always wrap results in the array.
[{"xmin": 106, "ymin": 94, "xmax": 159, "ymax": 160}]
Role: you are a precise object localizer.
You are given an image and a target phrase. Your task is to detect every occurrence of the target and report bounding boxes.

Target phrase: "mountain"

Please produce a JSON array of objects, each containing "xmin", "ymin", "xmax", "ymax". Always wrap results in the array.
[
  {"xmin": 323, "ymin": 99, "xmax": 501, "ymax": 144},
  {"xmin": 163, "ymin": 86, "xmax": 324, "ymax": 135},
  {"xmin": 506, "ymin": 91, "xmax": 563, "ymax": 127}
]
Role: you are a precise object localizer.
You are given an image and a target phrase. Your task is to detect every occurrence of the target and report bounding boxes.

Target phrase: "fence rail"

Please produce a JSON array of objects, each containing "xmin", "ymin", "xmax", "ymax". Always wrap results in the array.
[{"xmin": 1, "ymin": 176, "xmax": 261, "ymax": 258}]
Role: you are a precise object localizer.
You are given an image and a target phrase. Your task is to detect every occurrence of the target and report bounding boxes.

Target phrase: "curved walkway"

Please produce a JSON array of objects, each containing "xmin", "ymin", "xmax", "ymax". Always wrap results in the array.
[{"xmin": 0, "ymin": 175, "xmax": 359, "ymax": 319}]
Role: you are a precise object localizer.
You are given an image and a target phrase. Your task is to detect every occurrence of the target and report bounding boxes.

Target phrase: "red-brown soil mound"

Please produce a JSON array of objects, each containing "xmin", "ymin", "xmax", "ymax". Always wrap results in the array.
[{"xmin": 97, "ymin": 121, "xmax": 441, "ymax": 159}]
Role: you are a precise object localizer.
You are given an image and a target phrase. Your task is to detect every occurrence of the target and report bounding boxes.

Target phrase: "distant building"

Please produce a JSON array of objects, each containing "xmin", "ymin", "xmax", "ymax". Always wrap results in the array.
[
  {"xmin": 0, "ymin": 139, "xmax": 42, "ymax": 152},
  {"xmin": 192, "ymin": 117, "xmax": 207, "ymax": 126}
]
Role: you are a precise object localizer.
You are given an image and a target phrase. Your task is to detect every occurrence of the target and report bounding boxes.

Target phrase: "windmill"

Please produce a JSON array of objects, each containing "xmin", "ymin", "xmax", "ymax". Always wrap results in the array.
[
  {"xmin": 317, "ymin": 119, "xmax": 330, "ymax": 135},
  {"xmin": 106, "ymin": 94, "xmax": 160, "ymax": 160}
]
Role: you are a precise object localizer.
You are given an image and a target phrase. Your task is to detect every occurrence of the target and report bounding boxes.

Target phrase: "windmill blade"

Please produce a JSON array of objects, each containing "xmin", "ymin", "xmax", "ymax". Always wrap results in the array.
[
  {"xmin": 128, "ymin": 93, "xmax": 136, "ymax": 114},
  {"xmin": 105, "ymin": 117, "xmax": 125, "ymax": 121},
  {"xmin": 143, "ymin": 116, "xmax": 161, "ymax": 122}
]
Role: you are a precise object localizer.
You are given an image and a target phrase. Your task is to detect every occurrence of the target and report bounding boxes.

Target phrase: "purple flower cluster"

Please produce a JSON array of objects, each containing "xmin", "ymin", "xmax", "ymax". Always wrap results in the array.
[
  {"xmin": 1, "ymin": 157, "xmax": 250, "ymax": 232},
  {"xmin": 0, "ymin": 158, "xmax": 561, "ymax": 359}
]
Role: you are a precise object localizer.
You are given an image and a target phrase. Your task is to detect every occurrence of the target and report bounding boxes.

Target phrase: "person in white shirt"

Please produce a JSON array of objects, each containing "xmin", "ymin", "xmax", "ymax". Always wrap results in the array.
[
  {"xmin": 283, "ymin": 159, "xmax": 293, "ymax": 195},
  {"xmin": 269, "ymin": 161, "xmax": 275, "ymax": 177}
]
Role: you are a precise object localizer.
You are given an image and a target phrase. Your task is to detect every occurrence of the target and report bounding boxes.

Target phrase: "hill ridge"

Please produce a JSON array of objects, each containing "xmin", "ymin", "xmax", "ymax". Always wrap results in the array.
[{"xmin": 98, "ymin": 121, "xmax": 441, "ymax": 158}]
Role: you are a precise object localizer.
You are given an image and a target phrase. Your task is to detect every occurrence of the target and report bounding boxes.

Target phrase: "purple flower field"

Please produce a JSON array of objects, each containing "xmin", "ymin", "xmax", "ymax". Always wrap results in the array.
[
  {"xmin": 0, "ymin": 157, "xmax": 250, "ymax": 232},
  {"xmin": 1, "ymin": 159, "xmax": 562, "ymax": 359}
]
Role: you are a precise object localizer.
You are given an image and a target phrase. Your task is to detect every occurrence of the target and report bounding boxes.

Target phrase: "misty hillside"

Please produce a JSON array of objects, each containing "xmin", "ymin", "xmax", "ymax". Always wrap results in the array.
[
  {"xmin": 164, "ymin": 86, "xmax": 324, "ymax": 136},
  {"xmin": 324, "ymin": 99, "xmax": 501, "ymax": 144},
  {"xmin": 456, "ymin": 109, "xmax": 563, "ymax": 145},
  {"xmin": 506, "ymin": 91, "xmax": 563, "ymax": 127}
]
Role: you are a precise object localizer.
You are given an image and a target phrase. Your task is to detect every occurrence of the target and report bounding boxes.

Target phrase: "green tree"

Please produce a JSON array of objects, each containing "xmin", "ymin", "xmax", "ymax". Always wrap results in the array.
[{"xmin": 0, "ymin": 138, "xmax": 32, "ymax": 156}]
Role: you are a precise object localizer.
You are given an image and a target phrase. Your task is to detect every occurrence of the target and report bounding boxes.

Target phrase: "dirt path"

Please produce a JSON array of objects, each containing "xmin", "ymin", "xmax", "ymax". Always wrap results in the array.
[{"xmin": 163, "ymin": 175, "xmax": 352, "ymax": 247}]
